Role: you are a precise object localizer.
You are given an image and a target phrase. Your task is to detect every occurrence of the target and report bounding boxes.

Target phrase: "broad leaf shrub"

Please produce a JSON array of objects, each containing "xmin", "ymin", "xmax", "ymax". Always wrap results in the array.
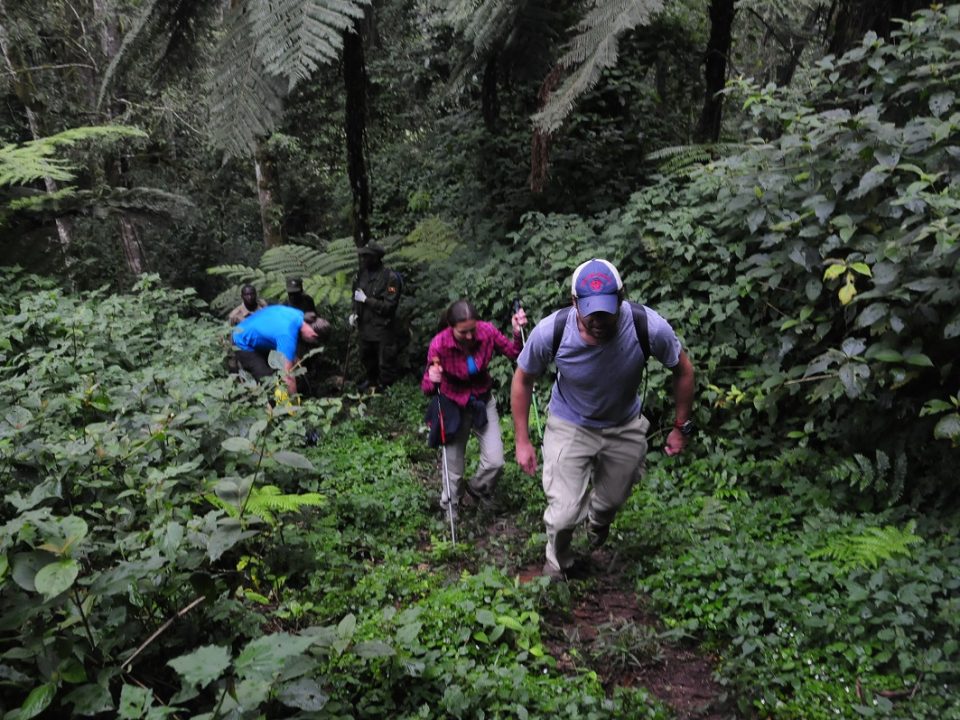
[
  {"xmin": 0, "ymin": 275, "xmax": 668, "ymax": 718},
  {"xmin": 616, "ymin": 448, "xmax": 960, "ymax": 720},
  {"xmin": 449, "ymin": 6, "xmax": 960, "ymax": 504},
  {"xmin": 0, "ymin": 271, "xmax": 350, "ymax": 717}
]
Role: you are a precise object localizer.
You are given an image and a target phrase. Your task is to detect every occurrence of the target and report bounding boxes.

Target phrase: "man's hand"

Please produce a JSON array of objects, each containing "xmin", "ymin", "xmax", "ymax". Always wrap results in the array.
[
  {"xmin": 664, "ymin": 428, "xmax": 688, "ymax": 456},
  {"xmin": 353, "ymin": 289, "xmax": 367, "ymax": 303},
  {"xmin": 515, "ymin": 439, "xmax": 538, "ymax": 476},
  {"xmin": 348, "ymin": 313, "xmax": 358, "ymax": 328}
]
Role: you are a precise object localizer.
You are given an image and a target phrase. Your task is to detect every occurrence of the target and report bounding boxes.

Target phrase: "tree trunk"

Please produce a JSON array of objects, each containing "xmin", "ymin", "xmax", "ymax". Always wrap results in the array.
[
  {"xmin": 0, "ymin": 12, "xmax": 74, "ymax": 258},
  {"xmin": 696, "ymin": 0, "xmax": 736, "ymax": 143},
  {"xmin": 481, "ymin": 54, "xmax": 499, "ymax": 131},
  {"xmin": 343, "ymin": 21, "xmax": 371, "ymax": 247},
  {"xmin": 529, "ymin": 65, "xmax": 564, "ymax": 193},
  {"xmin": 828, "ymin": 0, "xmax": 926, "ymax": 57},
  {"xmin": 94, "ymin": 0, "xmax": 149, "ymax": 275},
  {"xmin": 118, "ymin": 217, "xmax": 146, "ymax": 275},
  {"xmin": 254, "ymin": 144, "xmax": 284, "ymax": 247}
]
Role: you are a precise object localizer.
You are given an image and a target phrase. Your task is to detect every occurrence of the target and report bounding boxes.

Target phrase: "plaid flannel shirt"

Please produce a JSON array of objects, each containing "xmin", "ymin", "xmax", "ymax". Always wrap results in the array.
[{"xmin": 420, "ymin": 321, "xmax": 522, "ymax": 407}]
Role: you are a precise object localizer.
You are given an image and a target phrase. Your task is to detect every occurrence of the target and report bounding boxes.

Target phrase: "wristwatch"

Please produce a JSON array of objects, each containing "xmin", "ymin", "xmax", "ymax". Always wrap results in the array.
[{"xmin": 675, "ymin": 419, "xmax": 696, "ymax": 437}]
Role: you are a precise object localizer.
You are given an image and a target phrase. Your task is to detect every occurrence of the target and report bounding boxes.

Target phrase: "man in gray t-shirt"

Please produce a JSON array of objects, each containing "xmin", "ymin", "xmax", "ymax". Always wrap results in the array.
[{"xmin": 511, "ymin": 258, "xmax": 696, "ymax": 580}]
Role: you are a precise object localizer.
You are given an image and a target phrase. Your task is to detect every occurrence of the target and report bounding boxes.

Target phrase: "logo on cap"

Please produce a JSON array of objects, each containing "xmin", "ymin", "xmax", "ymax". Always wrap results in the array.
[{"xmin": 578, "ymin": 271, "xmax": 615, "ymax": 295}]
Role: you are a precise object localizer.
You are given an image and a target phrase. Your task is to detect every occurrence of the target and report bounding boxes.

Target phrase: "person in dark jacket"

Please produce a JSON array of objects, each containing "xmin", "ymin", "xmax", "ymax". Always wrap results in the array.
[
  {"xmin": 350, "ymin": 242, "xmax": 403, "ymax": 391},
  {"xmin": 285, "ymin": 277, "xmax": 317, "ymax": 314}
]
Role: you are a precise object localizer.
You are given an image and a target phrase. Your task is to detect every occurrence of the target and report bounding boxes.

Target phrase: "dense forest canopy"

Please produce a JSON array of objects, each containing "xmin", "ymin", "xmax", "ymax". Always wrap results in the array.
[{"xmin": 1, "ymin": 1, "xmax": 958, "ymax": 718}]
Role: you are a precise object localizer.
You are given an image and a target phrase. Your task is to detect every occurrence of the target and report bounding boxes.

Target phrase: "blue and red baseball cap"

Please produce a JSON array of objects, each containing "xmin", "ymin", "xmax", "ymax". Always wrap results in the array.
[{"xmin": 571, "ymin": 258, "xmax": 623, "ymax": 316}]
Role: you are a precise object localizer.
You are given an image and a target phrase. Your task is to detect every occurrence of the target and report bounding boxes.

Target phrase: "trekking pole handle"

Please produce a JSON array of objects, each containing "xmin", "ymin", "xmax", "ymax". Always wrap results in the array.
[{"xmin": 512, "ymin": 299, "xmax": 528, "ymax": 345}]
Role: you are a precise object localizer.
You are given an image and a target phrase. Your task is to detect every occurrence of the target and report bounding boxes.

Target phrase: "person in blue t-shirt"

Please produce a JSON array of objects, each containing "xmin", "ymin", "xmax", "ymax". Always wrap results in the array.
[
  {"xmin": 232, "ymin": 305, "xmax": 329, "ymax": 397},
  {"xmin": 511, "ymin": 259, "xmax": 696, "ymax": 581}
]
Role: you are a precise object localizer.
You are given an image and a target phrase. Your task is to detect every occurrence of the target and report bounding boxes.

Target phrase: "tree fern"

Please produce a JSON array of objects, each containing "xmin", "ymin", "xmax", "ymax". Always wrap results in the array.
[
  {"xmin": 207, "ymin": 0, "xmax": 369, "ymax": 158},
  {"xmin": 250, "ymin": 0, "xmax": 368, "ymax": 92},
  {"xmin": 0, "ymin": 126, "xmax": 147, "ymax": 187},
  {"xmin": 208, "ymin": 240, "xmax": 358, "ymax": 313},
  {"xmin": 644, "ymin": 142, "xmax": 749, "ymax": 177},
  {"xmin": 445, "ymin": 0, "xmax": 558, "ymax": 95},
  {"xmin": 390, "ymin": 217, "xmax": 461, "ymax": 266},
  {"xmin": 825, "ymin": 449, "xmax": 907, "ymax": 500},
  {"xmin": 533, "ymin": 0, "xmax": 663, "ymax": 134},
  {"xmin": 207, "ymin": 484, "xmax": 324, "ymax": 526},
  {"xmin": 811, "ymin": 521, "xmax": 922, "ymax": 570}
]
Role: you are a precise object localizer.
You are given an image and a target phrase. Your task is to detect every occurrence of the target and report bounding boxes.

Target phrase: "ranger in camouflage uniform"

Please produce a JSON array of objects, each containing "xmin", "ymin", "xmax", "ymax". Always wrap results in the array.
[{"xmin": 350, "ymin": 242, "xmax": 403, "ymax": 391}]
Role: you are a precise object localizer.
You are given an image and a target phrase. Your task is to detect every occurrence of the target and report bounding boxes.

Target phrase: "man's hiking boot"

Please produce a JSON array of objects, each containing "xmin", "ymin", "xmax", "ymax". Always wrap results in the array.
[
  {"xmin": 541, "ymin": 561, "xmax": 566, "ymax": 583},
  {"xmin": 587, "ymin": 523, "xmax": 610, "ymax": 549}
]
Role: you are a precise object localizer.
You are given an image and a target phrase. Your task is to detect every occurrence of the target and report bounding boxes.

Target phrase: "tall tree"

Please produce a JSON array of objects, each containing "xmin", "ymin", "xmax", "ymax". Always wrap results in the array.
[
  {"xmin": 343, "ymin": 18, "xmax": 372, "ymax": 247},
  {"xmin": 696, "ymin": 0, "xmax": 736, "ymax": 143}
]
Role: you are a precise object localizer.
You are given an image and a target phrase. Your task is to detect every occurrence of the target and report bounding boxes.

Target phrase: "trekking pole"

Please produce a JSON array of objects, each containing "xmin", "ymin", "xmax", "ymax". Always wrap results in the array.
[
  {"xmin": 513, "ymin": 299, "xmax": 542, "ymax": 440},
  {"xmin": 433, "ymin": 358, "xmax": 457, "ymax": 544},
  {"xmin": 338, "ymin": 328, "xmax": 353, "ymax": 390}
]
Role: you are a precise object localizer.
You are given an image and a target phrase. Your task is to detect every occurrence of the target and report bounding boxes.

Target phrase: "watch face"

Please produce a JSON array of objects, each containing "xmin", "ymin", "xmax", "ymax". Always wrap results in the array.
[{"xmin": 679, "ymin": 420, "xmax": 695, "ymax": 436}]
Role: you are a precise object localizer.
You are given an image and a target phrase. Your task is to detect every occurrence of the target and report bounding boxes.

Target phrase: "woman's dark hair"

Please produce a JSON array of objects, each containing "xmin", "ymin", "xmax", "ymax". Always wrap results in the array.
[{"xmin": 442, "ymin": 299, "xmax": 479, "ymax": 329}]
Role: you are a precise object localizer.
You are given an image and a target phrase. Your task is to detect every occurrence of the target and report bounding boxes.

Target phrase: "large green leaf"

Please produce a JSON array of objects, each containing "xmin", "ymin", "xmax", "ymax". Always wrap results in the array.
[
  {"xmin": 34, "ymin": 558, "xmax": 79, "ymax": 600},
  {"xmin": 168, "ymin": 645, "xmax": 232, "ymax": 689},
  {"xmin": 222, "ymin": 436, "xmax": 255, "ymax": 453},
  {"xmin": 278, "ymin": 678, "xmax": 329, "ymax": 711},
  {"xmin": 17, "ymin": 683, "xmax": 56, "ymax": 720},
  {"xmin": 64, "ymin": 684, "xmax": 114, "ymax": 716},
  {"xmin": 934, "ymin": 414, "xmax": 960, "ymax": 441},
  {"xmin": 234, "ymin": 633, "xmax": 315, "ymax": 680},
  {"xmin": 11, "ymin": 552, "xmax": 54, "ymax": 593},
  {"xmin": 272, "ymin": 450, "xmax": 315, "ymax": 471}
]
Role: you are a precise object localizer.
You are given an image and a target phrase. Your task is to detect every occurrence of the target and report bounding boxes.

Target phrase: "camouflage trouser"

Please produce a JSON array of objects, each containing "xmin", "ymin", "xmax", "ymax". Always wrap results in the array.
[{"xmin": 359, "ymin": 335, "xmax": 402, "ymax": 388}]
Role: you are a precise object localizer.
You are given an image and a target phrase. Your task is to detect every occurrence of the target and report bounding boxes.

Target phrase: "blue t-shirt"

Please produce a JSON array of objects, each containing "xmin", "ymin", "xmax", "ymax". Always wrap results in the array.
[
  {"xmin": 517, "ymin": 303, "xmax": 681, "ymax": 428},
  {"xmin": 232, "ymin": 305, "xmax": 305, "ymax": 363}
]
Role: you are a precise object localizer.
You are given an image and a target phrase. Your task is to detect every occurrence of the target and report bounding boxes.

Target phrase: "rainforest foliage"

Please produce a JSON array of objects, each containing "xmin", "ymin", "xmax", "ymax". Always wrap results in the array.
[{"xmin": 1, "ymin": 1, "xmax": 959, "ymax": 718}]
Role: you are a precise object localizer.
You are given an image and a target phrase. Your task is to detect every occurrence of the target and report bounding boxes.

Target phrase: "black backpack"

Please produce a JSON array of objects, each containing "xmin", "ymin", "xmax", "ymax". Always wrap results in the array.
[{"xmin": 550, "ymin": 302, "xmax": 651, "ymax": 360}]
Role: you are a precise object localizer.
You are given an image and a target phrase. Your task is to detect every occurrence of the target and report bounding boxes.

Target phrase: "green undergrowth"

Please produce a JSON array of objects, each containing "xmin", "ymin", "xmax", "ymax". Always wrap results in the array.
[
  {"xmin": 616, "ymin": 446, "xmax": 960, "ymax": 720},
  {"xmin": 0, "ymin": 273, "xmax": 667, "ymax": 719},
  {"xmin": 3, "ymin": 271, "xmax": 957, "ymax": 719}
]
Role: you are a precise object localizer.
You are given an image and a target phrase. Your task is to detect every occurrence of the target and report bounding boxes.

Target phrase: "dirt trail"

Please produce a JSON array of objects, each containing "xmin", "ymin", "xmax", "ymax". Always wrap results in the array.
[{"xmin": 475, "ymin": 513, "xmax": 725, "ymax": 720}]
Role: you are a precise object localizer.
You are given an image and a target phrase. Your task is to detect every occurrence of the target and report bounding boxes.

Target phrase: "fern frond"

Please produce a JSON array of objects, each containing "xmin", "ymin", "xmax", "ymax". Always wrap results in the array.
[
  {"xmin": 260, "ymin": 241, "xmax": 356, "ymax": 278},
  {"xmin": 97, "ymin": 0, "xmax": 163, "ymax": 110},
  {"xmin": 97, "ymin": 186, "xmax": 197, "ymax": 221},
  {"xmin": 208, "ymin": 0, "xmax": 369, "ymax": 156},
  {"xmin": 241, "ymin": 485, "xmax": 326, "ymax": 526},
  {"xmin": 645, "ymin": 143, "xmax": 750, "ymax": 176},
  {"xmin": 825, "ymin": 449, "xmax": 907, "ymax": 495},
  {"xmin": 532, "ymin": 0, "xmax": 663, "ymax": 134},
  {"xmin": 0, "ymin": 126, "xmax": 147, "ymax": 187},
  {"xmin": 391, "ymin": 216, "xmax": 461, "ymax": 266},
  {"xmin": 462, "ymin": 0, "xmax": 520, "ymax": 57},
  {"xmin": 811, "ymin": 521, "xmax": 922, "ymax": 570},
  {"xmin": 251, "ymin": 0, "xmax": 369, "ymax": 92},
  {"xmin": 207, "ymin": 5, "xmax": 286, "ymax": 159},
  {"xmin": 7, "ymin": 187, "xmax": 79, "ymax": 212}
]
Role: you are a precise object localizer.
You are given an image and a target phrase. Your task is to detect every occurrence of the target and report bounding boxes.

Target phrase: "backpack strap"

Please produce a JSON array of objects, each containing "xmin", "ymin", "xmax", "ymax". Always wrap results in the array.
[
  {"xmin": 550, "ymin": 302, "xmax": 651, "ymax": 360},
  {"xmin": 551, "ymin": 306, "xmax": 573, "ymax": 359},
  {"xmin": 629, "ymin": 302, "xmax": 651, "ymax": 361}
]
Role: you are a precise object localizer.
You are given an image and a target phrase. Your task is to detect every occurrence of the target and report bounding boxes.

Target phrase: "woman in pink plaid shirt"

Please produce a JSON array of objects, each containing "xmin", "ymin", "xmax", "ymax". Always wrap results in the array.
[{"xmin": 421, "ymin": 299, "xmax": 528, "ymax": 515}]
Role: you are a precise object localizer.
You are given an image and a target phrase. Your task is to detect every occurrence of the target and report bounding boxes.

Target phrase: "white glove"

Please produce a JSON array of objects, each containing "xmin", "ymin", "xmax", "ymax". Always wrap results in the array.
[
  {"xmin": 348, "ymin": 313, "xmax": 358, "ymax": 328},
  {"xmin": 353, "ymin": 289, "xmax": 367, "ymax": 303}
]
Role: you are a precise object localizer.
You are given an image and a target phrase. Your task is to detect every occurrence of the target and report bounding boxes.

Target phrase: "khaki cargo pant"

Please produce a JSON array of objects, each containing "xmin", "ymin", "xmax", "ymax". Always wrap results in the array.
[{"xmin": 541, "ymin": 413, "xmax": 650, "ymax": 571}]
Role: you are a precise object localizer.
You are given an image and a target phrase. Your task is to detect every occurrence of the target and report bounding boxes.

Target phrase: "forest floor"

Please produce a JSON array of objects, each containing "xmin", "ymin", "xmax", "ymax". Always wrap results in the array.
[{"xmin": 441, "ymin": 495, "xmax": 726, "ymax": 719}]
